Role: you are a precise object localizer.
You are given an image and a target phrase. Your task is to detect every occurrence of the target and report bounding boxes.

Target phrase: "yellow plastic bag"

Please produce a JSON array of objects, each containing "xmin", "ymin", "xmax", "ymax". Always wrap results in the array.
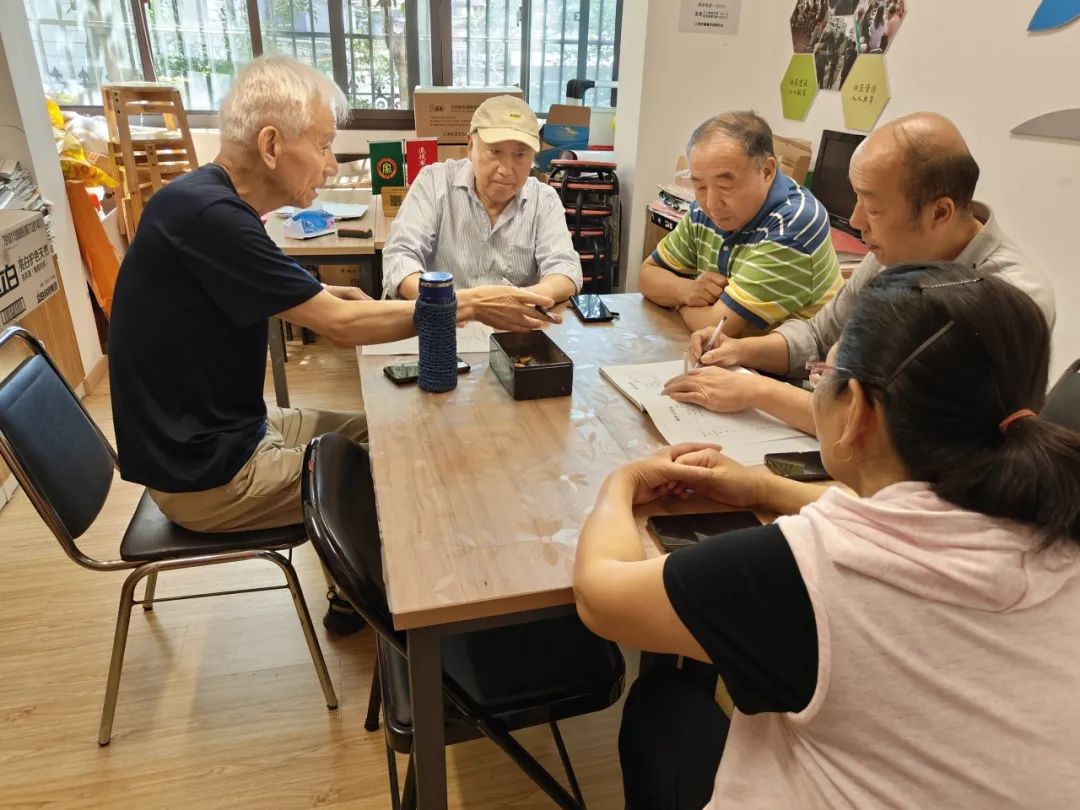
[{"xmin": 47, "ymin": 97, "xmax": 118, "ymax": 188}]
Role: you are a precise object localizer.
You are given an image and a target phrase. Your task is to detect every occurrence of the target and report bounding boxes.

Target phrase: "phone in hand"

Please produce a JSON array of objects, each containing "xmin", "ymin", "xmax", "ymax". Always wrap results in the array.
[
  {"xmin": 384, "ymin": 357, "xmax": 471, "ymax": 385},
  {"xmin": 569, "ymin": 294, "xmax": 618, "ymax": 323},
  {"xmin": 763, "ymin": 450, "xmax": 829, "ymax": 482},
  {"xmin": 646, "ymin": 511, "xmax": 761, "ymax": 552}
]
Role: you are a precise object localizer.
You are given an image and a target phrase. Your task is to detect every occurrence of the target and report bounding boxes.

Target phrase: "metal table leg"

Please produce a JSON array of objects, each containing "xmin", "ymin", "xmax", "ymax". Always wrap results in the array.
[
  {"xmin": 407, "ymin": 626, "xmax": 447, "ymax": 809},
  {"xmin": 268, "ymin": 316, "xmax": 290, "ymax": 408}
]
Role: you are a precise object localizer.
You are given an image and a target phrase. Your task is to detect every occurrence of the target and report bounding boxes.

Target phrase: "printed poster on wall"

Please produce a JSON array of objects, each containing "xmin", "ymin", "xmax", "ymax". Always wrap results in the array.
[
  {"xmin": 679, "ymin": 0, "xmax": 742, "ymax": 35},
  {"xmin": 789, "ymin": 0, "xmax": 906, "ymax": 91}
]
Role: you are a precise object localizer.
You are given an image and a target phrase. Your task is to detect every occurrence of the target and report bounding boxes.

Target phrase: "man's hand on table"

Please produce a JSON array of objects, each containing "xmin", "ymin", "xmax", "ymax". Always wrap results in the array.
[{"xmin": 459, "ymin": 286, "xmax": 557, "ymax": 332}]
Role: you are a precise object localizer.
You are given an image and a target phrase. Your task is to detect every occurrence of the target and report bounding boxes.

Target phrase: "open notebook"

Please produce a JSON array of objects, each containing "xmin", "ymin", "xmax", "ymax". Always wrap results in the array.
[{"xmin": 600, "ymin": 360, "xmax": 818, "ymax": 465}]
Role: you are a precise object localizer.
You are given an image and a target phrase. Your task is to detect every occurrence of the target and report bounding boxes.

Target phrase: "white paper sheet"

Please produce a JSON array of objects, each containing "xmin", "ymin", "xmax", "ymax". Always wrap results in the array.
[
  {"xmin": 360, "ymin": 321, "xmax": 495, "ymax": 355},
  {"xmin": 600, "ymin": 360, "xmax": 754, "ymax": 410},
  {"xmin": 639, "ymin": 394, "xmax": 819, "ymax": 466},
  {"xmin": 599, "ymin": 360, "xmax": 688, "ymax": 410}
]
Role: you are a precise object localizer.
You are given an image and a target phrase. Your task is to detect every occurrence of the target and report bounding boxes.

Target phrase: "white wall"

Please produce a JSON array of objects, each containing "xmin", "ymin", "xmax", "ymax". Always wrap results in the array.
[
  {"xmin": 616, "ymin": 0, "xmax": 1079, "ymax": 378},
  {"xmin": 0, "ymin": 8, "xmax": 103, "ymax": 379}
]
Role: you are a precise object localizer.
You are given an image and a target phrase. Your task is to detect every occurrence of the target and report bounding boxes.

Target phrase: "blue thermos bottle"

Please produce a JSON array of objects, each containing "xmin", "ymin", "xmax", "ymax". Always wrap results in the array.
[{"xmin": 414, "ymin": 271, "xmax": 458, "ymax": 392}]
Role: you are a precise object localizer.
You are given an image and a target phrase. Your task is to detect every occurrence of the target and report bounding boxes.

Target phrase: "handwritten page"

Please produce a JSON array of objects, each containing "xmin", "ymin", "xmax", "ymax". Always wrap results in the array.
[
  {"xmin": 600, "ymin": 360, "xmax": 754, "ymax": 410},
  {"xmin": 361, "ymin": 321, "xmax": 495, "ymax": 355},
  {"xmin": 599, "ymin": 361, "xmax": 689, "ymax": 410},
  {"xmin": 640, "ymin": 394, "xmax": 819, "ymax": 466}
]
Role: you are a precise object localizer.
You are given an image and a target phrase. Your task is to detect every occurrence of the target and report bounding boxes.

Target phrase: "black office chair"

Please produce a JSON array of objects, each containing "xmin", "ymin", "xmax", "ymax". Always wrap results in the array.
[
  {"xmin": 0, "ymin": 327, "xmax": 337, "ymax": 745},
  {"xmin": 301, "ymin": 432, "xmax": 626, "ymax": 810},
  {"xmin": 1043, "ymin": 358, "xmax": 1080, "ymax": 432}
]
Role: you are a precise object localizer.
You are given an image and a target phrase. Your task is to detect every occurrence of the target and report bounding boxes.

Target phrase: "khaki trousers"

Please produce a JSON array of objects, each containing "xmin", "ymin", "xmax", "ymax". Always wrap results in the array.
[{"xmin": 149, "ymin": 407, "xmax": 368, "ymax": 532}]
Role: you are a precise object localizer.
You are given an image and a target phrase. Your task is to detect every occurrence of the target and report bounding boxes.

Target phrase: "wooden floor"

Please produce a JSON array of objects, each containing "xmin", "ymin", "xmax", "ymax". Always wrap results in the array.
[{"xmin": 0, "ymin": 338, "xmax": 631, "ymax": 809}]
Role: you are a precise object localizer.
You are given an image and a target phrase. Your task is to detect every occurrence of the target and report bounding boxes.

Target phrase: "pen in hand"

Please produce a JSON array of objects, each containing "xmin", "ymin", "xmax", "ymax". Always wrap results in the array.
[
  {"xmin": 693, "ymin": 316, "xmax": 727, "ymax": 369},
  {"xmin": 533, "ymin": 304, "xmax": 558, "ymax": 323}
]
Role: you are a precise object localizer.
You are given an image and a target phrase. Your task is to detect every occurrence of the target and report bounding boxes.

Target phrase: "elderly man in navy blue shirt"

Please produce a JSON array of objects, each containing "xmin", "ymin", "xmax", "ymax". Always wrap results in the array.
[{"xmin": 109, "ymin": 55, "xmax": 553, "ymax": 631}]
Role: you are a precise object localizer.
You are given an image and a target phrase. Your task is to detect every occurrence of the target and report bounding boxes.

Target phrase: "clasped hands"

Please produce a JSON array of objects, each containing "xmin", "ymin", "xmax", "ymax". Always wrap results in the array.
[{"xmin": 610, "ymin": 443, "xmax": 766, "ymax": 509}]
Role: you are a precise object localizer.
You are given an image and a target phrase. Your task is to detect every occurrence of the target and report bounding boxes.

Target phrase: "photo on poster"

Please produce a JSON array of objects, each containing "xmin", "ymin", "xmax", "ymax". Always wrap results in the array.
[
  {"xmin": 853, "ymin": 0, "xmax": 906, "ymax": 53},
  {"xmin": 790, "ymin": 0, "xmax": 832, "ymax": 53},
  {"xmin": 790, "ymin": 0, "xmax": 905, "ymax": 70},
  {"xmin": 813, "ymin": 15, "xmax": 858, "ymax": 90}
]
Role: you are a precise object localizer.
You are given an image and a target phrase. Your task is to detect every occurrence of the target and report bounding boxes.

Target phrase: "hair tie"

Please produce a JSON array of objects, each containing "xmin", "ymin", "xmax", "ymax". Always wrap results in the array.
[{"xmin": 998, "ymin": 409, "xmax": 1036, "ymax": 434}]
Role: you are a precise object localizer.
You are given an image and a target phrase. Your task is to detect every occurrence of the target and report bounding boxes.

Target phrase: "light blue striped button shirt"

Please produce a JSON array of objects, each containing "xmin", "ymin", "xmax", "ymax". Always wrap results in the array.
[{"xmin": 381, "ymin": 158, "xmax": 582, "ymax": 298}]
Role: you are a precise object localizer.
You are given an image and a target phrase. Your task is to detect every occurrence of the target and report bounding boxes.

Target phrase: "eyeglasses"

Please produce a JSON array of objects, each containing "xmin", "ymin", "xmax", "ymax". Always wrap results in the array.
[
  {"xmin": 805, "ymin": 360, "xmax": 853, "ymax": 381},
  {"xmin": 807, "ymin": 319, "xmax": 956, "ymax": 389}
]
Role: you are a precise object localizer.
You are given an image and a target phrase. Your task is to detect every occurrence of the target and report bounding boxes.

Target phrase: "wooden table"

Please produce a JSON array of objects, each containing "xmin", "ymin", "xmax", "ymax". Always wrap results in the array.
[
  {"xmin": 266, "ymin": 188, "xmax": 394, "ymax": 407},
  {"xmin": 360, "ymin": 293, "xmax": 716, "ymax": 808}
]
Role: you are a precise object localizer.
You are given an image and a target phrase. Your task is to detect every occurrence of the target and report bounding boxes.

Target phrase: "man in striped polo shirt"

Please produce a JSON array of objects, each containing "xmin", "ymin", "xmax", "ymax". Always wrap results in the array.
[{"xmin": 640, "ymin": 111, "xmax": 842, "ymax": 336}]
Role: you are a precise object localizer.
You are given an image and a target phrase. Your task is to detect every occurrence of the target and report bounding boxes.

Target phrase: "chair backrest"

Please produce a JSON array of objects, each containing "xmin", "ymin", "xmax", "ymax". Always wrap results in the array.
[
  {"xmin": 1043, "ymin": 358, "xmax": 1080, "ymax": 433},
  {"xmin": 0, "ymin": 328, "xmax": 116, "ymax": 548},
  {"xmin": 301, "ymin": 432, "xmax": 405, "ymax": 655}
]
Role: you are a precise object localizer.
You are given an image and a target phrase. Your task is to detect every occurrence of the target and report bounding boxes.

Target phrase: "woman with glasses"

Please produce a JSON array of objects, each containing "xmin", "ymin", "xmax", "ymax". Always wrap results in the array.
[{"xmin": 574, "ymin": 262, "xmax": 1080, "ymax": 809}]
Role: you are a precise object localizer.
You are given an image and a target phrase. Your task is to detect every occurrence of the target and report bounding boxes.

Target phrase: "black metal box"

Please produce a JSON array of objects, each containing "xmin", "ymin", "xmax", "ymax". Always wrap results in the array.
[{"xmin": 489, "ymin": 331, "xmax": 574, "ymax": 400}]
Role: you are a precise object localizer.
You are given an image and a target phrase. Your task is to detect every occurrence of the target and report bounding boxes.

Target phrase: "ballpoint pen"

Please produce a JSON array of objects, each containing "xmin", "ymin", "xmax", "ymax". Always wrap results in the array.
[{"xmin": 693, "ymin": 316, "xmax": 727, "ymax": 369}]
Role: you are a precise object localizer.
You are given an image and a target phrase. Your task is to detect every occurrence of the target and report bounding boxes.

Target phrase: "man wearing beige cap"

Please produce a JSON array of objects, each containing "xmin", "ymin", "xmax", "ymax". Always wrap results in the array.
[{"xmin": 383, "ymin": 95, "xmax": 582, "ymax": 307}]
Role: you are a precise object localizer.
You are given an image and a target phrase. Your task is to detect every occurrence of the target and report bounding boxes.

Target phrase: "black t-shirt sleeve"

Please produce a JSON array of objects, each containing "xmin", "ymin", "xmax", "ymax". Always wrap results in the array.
[
  {"xmin": 663, "ymin": 523, "xmax": 818, "ymax": 714},
  {"xmin": 179, "ymin": 199, "xmax": 323, "ymax": 327}
]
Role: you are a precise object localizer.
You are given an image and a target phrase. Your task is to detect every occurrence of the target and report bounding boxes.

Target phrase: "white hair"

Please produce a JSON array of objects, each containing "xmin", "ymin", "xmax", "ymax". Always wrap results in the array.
[{"xmin": 219, "ymin": 55, "xmax": 347, "ymax": 147}]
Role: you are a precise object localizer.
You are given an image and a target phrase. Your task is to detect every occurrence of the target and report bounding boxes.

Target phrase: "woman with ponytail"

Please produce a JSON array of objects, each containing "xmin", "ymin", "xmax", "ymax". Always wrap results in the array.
[{"xmin": 574, "ymin": 262, "xmax": 1080, "ymax": 809}]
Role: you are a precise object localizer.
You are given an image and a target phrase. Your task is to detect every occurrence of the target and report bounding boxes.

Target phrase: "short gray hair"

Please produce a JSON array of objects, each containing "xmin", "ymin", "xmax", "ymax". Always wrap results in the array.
[
  {"xmin": 687, "ymin": 111, "xmax": 775, "ymax": 164},
  {"xmin": 219, "ymin": 55, "xmax": 347, "ymax": 147}
]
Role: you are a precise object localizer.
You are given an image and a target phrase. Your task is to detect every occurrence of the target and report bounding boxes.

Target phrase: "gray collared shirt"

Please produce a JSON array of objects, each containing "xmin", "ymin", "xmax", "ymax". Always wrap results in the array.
[
  {"xmin": 381, "ymin": 158, "xmax": 582, "ymax": 297},
  {"xmin": 773, "ymin": 201, "xmax": 1057, "ymax": 376}
]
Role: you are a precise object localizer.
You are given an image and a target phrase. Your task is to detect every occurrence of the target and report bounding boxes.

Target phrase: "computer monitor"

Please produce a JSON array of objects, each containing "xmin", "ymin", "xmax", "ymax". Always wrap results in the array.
[{"xmin": 809, "ymin": 130, "xmax": 866, "ymax": 235}]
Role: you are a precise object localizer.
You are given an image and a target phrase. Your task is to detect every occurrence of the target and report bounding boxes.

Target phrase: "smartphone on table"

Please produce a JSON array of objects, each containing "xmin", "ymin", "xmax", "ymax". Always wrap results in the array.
[
  {"xmin": 763, "ymin": 451, "xmax": 828, "ymax": 482},
  {"xmin": 569, "ymin": 294, "xmax": 618, "ymax": 323},
  {"xmin": 646, "ymin": 511, "xmax": 761, "ymax": 553},
  {"xmin": 383, "ymin": 357, "xmax": 471, "ymax": 385}
]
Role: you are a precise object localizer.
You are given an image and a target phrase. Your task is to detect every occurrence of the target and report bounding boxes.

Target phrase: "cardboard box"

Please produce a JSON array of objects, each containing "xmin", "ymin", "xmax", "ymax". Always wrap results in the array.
[
  {"xmin": 318, "ymin": 264, "xmax": 360, "ymax": 288},
  {"xmin": 413, "ymin": 86, "xmax": 524, "ymax": 145},
  {"xmin": 0, "ymin": 211, "xmax": 58, "ymax": 326},
  {"xmin": 380, "ymin": 186, "xmax": 409, "ymax": 218},
  {"xmin": 437, "ymin": 144, "xmax": 469, "ymax": 162},
  {"xmin": 773, "ymin": 134, "xmax": 812, "ymax": 185}
]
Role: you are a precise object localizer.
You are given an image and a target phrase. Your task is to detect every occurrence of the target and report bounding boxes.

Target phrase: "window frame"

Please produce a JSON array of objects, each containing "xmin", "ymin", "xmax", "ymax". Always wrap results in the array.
[{"xmin": 38, "ymin": 0, "xmax": 620, "ymax": 129}]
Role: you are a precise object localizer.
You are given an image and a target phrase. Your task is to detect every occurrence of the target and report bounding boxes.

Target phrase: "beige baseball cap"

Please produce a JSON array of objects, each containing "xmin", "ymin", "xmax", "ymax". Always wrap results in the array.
[{"xmin": 470, "ymin": 95, "xmax": 541, "ymax": 152}]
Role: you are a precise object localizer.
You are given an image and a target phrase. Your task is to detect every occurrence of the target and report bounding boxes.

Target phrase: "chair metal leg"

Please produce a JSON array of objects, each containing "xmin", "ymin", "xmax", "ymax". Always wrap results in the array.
[
  {"xmin": 386, "ymin": 744, "xmax": 402, "ymax": 810},
  {"xmin": 99, "ymin": 566, "xmax": 149, "ymax": 745},
  {"xmin": 264, "ymin": 551, "xmax": 338, "ymax": 709},
  {"xmin": 142, "ymin": 571, "xmax": 158, "ymax": 612},
  {"xmin": 365, "ymin": 666, "xmax": 382, "ymax": 732},
  {"xmin": 550, "ymin": 719, "xmax": 586, "ymax": 808},
  {"xmin": 479, "ymin": 717, "xmax": 582, "ymax": 810},
  {"xmin": 401, "ymin": 754, "xmax": 416, "ymax": 810}
]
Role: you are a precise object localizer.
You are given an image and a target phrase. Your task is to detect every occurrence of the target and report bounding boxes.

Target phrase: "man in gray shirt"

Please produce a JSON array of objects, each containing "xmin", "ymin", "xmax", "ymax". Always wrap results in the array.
[
  {"xmin": 383, "ymin": 95, "xmax": 582, "ymax": 308},
  {"xmin": 663, "ymin": 112, "xmax": 1056, "ymax": 435}
]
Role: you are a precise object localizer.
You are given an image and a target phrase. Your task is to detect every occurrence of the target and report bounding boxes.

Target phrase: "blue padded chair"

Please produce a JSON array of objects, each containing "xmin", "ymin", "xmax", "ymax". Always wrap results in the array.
[{"xmin": 0, "ymin": 327, "xmax": 337, "ymax": 745}]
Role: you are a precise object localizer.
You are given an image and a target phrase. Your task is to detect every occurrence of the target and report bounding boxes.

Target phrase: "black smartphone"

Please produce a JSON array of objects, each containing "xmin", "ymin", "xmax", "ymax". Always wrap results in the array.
[
  {"xmin": 764, "ymin": 450, "xmax": 829, "ymax": 482},
  {"xmin": 570, "ymin": 294, "xmax": 618, "ymax": 323},
  {"xmin": 646, "ymin": 511, "xmax": 761, "ymax": 552},
  {"xmin": 384, "ymin": 357, "xmax": 471, "ymax": 385}
]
